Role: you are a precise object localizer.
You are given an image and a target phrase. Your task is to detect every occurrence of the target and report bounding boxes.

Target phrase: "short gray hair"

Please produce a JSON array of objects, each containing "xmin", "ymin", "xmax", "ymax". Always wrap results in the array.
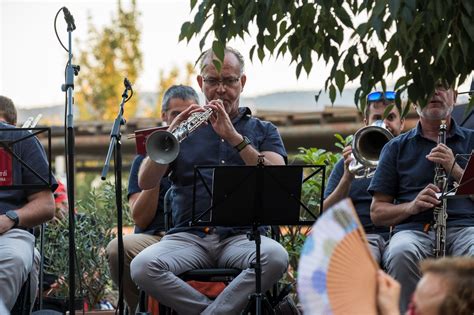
[
  {"xmin": 162, "ymin": 85, "xmax": 199, "ymax": 112},
  {"xmin": 200, "ymin": 46, "xmax": 245, "ymax": 75}
]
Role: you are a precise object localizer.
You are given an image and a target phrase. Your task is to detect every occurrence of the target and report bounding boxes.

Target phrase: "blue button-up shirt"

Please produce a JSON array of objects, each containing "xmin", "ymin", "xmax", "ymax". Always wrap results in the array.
[
  {"xmin": 325, "ymin": 159, "xmax": 389, "ymax": 237},
  {"xmin": 166, "ymin": 107, "xmax": 287, "ymax": 237},
  {"xmin": 368, "ymin": 119, "xmax": 474, "ymax": 231}
]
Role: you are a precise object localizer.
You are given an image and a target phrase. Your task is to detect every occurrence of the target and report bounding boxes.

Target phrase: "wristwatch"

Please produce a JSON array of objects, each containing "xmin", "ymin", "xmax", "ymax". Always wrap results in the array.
[
  {"xmin": 5, "ymin": 210, "xmax": 19, "ymax": 228},
  {"xmin": 235, "ymin": 136, "xmax": 251, "ymax": 152}
]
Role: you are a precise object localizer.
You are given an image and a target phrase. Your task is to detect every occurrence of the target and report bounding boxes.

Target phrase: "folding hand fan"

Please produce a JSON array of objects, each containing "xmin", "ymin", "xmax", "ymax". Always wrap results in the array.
[{"xmin": 297, "ymin": 198, "xmax": 379, "ymax": 315}]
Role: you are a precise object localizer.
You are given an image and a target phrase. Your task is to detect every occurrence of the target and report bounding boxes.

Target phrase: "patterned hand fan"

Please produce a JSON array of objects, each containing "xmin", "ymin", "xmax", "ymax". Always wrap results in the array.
[{"xmin": 297, "ymin": 198, "xmax": 379, "ymax": 315}]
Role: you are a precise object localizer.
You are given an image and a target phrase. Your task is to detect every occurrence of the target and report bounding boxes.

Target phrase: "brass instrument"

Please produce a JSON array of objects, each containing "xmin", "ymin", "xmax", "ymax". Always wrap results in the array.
[
  {"xmin": 433, "ymin": 120, "xmax": 448, "ymax": 258},
  {"xmin": 21, "ymin": 114, "xmax": 42, "ymax": 128},
  {"xmin": 146, "ymin": 107, "xmax": 214, "ymax": 164},
  {"xmin": 348, "ymin": 120, "xmax": 393, "ymax": 178}
]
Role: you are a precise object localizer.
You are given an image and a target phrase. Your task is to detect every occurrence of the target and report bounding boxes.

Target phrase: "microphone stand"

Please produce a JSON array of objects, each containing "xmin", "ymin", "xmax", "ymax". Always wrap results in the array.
[
  {"xmin": 60, "ymin": 8, "xmax": 79, "ymax": 315},
  {"xmin": 101, "ymin": 79, "xmax": 132, "ymax": 315}
]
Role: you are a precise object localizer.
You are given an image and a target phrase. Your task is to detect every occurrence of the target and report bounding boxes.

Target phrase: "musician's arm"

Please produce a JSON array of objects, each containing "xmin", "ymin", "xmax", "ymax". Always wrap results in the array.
[
  {"xmin": 370, "ymin": 192, "xmax": 415, "ymax": 227},
  {"xmin": 129, "ymin": 186, "xmax": 160, "ymax": 230},
  {"xmin": 138, "ymin": 157, "xmax": 169, "ymax": 190},
  {"xmin": 0, "ymin": 190, "xmax": 54, "ymax": 234}
]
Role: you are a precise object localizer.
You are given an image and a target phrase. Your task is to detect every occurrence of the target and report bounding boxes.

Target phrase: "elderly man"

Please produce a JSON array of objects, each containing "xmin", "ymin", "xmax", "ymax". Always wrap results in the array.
[
  {"xmin": 369, "ymin": 81, "xmax": 474, "ymax": 312},
  {"xmin": 0, "ymin": 95, "xmax": 56, "ymax": 311},
  {"xmin": 323, "ymin": 90, "xmax": 405, "ymax": 263},
  {"xmin": 131, "ymin": 47, "xmax": 288, "ymax": 314}
]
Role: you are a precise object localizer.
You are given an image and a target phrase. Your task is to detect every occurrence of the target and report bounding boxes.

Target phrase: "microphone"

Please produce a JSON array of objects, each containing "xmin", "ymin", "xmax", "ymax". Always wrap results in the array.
[
  {"xmin": 62, "ymin": 7, "xmax": 76, "ymax": 31},
  {"xmin": 124, "ymin": 78, "xmax": 132, "ymax": 90}
]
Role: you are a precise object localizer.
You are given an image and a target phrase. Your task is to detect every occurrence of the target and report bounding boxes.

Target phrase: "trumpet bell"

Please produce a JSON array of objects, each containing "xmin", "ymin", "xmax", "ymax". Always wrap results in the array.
[
  {"xmin": 146, "ymin": 130, "xmax": 180, "ymax": 165},
  {"xmin": 349, "ymin": 121, "xmax": 393, "ymax": 178},
  {"xmin": 352, "ymin": 126, "xmax": 392, "ymax": 168}
]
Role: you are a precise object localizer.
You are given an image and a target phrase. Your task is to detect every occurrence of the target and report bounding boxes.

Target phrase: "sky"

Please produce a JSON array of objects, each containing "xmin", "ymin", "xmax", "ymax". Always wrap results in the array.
[{"xmin": 1, "ymin": 0, "xmax": 472, "ymax": 109}]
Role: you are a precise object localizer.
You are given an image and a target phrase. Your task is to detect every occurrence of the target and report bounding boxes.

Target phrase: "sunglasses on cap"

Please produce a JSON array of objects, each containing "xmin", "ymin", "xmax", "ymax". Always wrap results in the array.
[{"xmin": 367, "ymin": 91, "xmax": 397, "ymax": 102}]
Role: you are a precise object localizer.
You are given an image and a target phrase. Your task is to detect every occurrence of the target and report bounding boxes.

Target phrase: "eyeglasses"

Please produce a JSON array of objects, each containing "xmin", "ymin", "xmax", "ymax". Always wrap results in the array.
[
  {"xmin": 367, "ymin": 91, "xmax": 397, "ymax": 102},
  {"xmin": 203, "ymin": 77, "xmax": 240, "ymax": 88}
]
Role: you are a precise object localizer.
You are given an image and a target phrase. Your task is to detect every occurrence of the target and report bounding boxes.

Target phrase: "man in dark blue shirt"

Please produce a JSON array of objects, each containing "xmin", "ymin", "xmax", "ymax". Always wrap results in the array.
[
  {"xmin": 324, "ymin": 91, "xmax": 405, "ymax": 263},
  {"xmin": 369, "ymin": 82, "xmax": 474, "ymax": 312},
  {"xmin": 106, "ymin": 85, "xmax": 198, "ymax": 313},
  {"xmin": 0, "ymin": 95, "xmax": 56, "ymax": 311},
  {"xmin": 131, "ymin": 47, "xmax": 289, "ymax": 314}
]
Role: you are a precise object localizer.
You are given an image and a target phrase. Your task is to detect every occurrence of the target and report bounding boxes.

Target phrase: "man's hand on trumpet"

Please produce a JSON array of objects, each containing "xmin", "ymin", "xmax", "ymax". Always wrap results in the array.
[
  {"xmin": 166, "ymin": 103, "xmax": 202, "ymax": 132},
  {"xmin": 205, "ymin": 99, "xmax": 243, "ymax": 147}
]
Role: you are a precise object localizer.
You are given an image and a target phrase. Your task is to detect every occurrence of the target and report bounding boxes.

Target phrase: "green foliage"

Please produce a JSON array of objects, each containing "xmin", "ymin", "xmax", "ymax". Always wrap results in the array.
[
  {"xmin": 76, "ymin": 0, "xmax": 143, "ymax": 121},
  {"xmin": 278, "ymin": 134, "xmax": 344, "ymax": 294},
  {"xmin": 180, "ymin": 0, "xmax": 474, "ymax": 113},
  {"xmin": 41, "ymin": 181, "xmax": 131, "ymax": 308}
]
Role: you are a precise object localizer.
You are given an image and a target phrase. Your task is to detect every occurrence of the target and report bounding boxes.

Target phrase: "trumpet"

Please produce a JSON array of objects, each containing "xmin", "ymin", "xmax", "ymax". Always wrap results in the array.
[
  {"xmin": 146, "ymin": 107, "xmax": 214, "ymax": 164},
  {"xmin": 348, "ymin": 120, "xmax": 393, "ymax": 178}
]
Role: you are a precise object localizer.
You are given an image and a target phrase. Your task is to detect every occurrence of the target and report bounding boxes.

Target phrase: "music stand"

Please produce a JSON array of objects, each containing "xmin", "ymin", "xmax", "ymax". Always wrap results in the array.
[
  {"xmin": 190, "ymin": 162, "xmax": 325, "ymax": 315},
  {"xmin": 0, "ymin": 127, "xmax": 53, "ymax": 190},
  {"xmin": 437, "ymin": 152, "xmax": 474, "ymax": 199}
]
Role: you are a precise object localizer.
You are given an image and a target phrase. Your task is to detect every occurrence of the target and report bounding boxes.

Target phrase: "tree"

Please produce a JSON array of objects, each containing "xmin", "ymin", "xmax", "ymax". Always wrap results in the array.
[
  {"xmin": 76, "ymin": 0, "xmax": 142, "ymax": 121},
  {"xmin": 179, "ymin": 0, "xmax": 474, "ymax": 114}
]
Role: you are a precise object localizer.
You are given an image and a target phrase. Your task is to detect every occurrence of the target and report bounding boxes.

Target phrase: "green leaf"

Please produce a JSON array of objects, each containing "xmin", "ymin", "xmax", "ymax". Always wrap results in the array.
[
  {"xmin": 461, "ymin": 13, "xmax": 474, "ymax": 41},
  {"xmin": 212, "ymin": 59, "xmax": 222, "ymax": 73},
  {"xmin": 335, "ymin": 70, "xmax": 345, "ymax": 93},
  {"xmin": 329, "ymin": 84, "xmax": 336, "ymax": 103},
  {"xmin": 212, "ymin": 40, "xmax": 225, "ymax": 63},
  {"xmin": 179, "ymin": 22, "xmax": 191, "ymax": 42},
  {"xmin": 383, "ymin": 104, "xmax": 395, "ymax": 119},
  {"xmin": 190, "ymin": 0, "xmax": 198, "ymax": 11}
]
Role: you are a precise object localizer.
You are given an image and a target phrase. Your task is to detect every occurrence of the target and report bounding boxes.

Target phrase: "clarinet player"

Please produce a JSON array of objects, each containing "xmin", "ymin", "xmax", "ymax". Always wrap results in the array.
[{"xmin": 368, "ymin": 80, "xmax": 474, "ymax": 313}]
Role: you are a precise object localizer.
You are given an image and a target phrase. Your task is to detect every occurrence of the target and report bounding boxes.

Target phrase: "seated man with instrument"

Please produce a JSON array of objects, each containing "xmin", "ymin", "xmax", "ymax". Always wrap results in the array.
[
  {"xmin": 369, "ymin": 81, "xmax": 474, "ymax": 312},
  {"xmin": 106, "ymin": 85, "xmax": 199, "ymax": 313},
  {"xmin": 131, "ymin": 47, "xmax": 289, "ymax": 314},
  {"xmin": 323, "ymin": 91, "xmax": 405, "ymax": 263},
  {"xmin": 0, "ymin": 95, "xmax": 57, "ymax": 311}
]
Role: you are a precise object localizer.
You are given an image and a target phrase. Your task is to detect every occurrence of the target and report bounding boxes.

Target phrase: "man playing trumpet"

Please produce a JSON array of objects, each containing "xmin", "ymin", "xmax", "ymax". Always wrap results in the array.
[
  {"xmin": 131, "ymin": 47, "xmax": 288, "ymax": 314},
  {"xmin": 323, "ymin": 91, "xmax": 405, "ymax": 263}
]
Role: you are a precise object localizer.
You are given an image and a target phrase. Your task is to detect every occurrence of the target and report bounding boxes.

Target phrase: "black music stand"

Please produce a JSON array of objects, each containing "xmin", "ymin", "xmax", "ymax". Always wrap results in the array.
[
  {"xmin": 438, "ymin": 152, "xmax": 474, "ymax": 199},
  {"xmin": 0, "ymin": 127, "xmax": 53, "ymax": 190},
  {"xmin": 190, "ymin": 162, "xmax": 324, "ymax": 315}
]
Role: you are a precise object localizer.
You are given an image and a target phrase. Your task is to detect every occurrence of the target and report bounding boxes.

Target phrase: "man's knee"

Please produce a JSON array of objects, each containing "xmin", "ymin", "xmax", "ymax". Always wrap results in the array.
[
  {"xmin": 261, "ymin": 240, "xmax": 289, "ymax": 275},
  {"xmin": 384, "ymin": 235, "xmax": 421, "ymax": 270},
  {"xmin": 130, "ymin": 253, "xmax": 167, "ymax": 287}
]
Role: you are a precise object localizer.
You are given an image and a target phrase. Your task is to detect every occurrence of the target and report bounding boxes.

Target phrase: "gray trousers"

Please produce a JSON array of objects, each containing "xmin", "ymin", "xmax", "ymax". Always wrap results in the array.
[
  {"xmin": 0, "ymin": 228, "xmax": 37, "ymax": 311},
  {"xmin": 130, "ymin": 232, "xmax": 289, "ymax": 315},
  {"xmin": 366, "ymin": 233, "xmax": 386, "ymax": 265},
  {"xmin": 383, "ymin": 226, "xmax": 474, "ymax": 313}
]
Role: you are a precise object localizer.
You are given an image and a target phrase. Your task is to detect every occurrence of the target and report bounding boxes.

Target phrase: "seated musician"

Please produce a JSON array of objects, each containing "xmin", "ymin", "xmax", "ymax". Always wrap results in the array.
[
  {"xmin": 106, "ymin": 85, "xmax": 198, "ymax": 313},
  {"xmin": 0, "ymin": 95, "xmax": 57, "ymax": 311},
  {"xmin": 323, "ymin": 90, "xmax": 405, "ymax": 263},
  {"xmin": 130, "ymin": 47, "xmax": 289, "ymax": 314},
  {"xmin": 369, "ymin": 80, "xmax": 474, "ymax": 312}
]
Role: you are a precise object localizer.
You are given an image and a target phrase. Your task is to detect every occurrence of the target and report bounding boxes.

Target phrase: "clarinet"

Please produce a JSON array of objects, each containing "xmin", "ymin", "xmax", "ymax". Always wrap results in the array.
[{"xmin": 433, "ymin": 120, "xmax": 448, "ymax": 258}]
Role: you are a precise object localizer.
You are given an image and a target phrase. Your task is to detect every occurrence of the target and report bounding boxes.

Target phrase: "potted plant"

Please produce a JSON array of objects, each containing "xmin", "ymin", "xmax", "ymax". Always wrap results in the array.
[{"xmin": 39, "ymin": 181, "xmax": 131, "ymax": 313}]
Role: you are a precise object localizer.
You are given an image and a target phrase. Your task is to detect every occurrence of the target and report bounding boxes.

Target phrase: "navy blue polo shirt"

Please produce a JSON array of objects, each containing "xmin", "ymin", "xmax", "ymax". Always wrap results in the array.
[
  {"xmin": 128, "ymin": 155, "xmax": 170, "ymax": 235},
  {"xmin": 0, "ymin": 122, "xmax": 57, "ymax": 215},
  {"xmin": 368, "ymin": 120, "xmax": 474, "ymax": 231},
  {"xmin": 324, "ymin": 159, "xmax": 389, "ymax": 237},
  {"xmin": 167, "ymin": 107, "xmax": 287, "ymax": 237}
]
